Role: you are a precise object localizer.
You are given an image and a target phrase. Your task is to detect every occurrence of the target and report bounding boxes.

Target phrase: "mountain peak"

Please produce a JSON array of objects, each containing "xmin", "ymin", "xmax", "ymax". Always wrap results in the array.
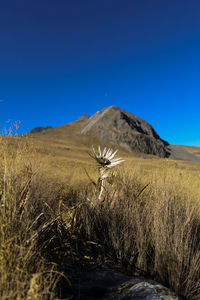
[
  {"xmin": 76, "ymin": 114, "xmax": 90, "ymax": 121},
  {"xmin": 81, "ymin": 106, "xmax": 170, "ymax": 158}
]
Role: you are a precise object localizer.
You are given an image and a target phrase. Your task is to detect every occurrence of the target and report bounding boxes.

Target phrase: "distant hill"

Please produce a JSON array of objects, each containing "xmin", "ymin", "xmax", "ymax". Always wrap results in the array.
[
  {"xmin": 169, "ymin": 144, "xmax": 200, "ymax": 161},
  {"xmin": 81, "ymin": 106, "xmax": 171, "ymax": 158},
  {"xmin": 76, "ymin": 114, "xmax": 90, "ymax": 121},
  {"xmin": 29, "ymin": 126, "xmax": 52, "ymax": 134}
]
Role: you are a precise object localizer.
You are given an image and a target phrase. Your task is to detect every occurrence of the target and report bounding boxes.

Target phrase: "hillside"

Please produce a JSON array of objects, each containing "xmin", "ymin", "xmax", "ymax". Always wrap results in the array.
[{"xmin": 28, "ymin": 106, "xmax": 200, "ymax": 162}]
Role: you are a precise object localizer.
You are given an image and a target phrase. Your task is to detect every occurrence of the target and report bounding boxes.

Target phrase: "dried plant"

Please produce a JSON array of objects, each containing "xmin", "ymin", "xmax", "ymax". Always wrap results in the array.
[{"xmin": 90, "ymin": 146, "xmax": 124, "ymax": 203}]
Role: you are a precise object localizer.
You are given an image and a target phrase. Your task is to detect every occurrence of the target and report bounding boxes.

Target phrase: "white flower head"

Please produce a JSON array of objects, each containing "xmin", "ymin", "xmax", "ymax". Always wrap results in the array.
[{"xmin": 91, "ymin": 146, "xmax": 124, "ymax": 169}]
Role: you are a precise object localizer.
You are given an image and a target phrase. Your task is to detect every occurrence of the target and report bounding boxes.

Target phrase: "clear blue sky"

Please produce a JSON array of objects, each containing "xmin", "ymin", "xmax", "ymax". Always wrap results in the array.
[{"xmin": 0, "ymin": 0, "xmax": 200, "ymax": 146}]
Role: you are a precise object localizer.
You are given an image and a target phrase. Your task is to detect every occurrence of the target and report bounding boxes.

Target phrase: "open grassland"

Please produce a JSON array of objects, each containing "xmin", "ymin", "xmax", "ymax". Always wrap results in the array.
[{"xmin": 1, "ymin": 128, "xmax": 200, "ymax": 299}]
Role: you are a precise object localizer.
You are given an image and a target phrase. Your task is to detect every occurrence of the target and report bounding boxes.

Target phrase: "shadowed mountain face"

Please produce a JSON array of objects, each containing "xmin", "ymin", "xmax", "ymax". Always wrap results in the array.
[{"xmin": 81, "ymin": 106, "xmax": 171, "ymax": 158}]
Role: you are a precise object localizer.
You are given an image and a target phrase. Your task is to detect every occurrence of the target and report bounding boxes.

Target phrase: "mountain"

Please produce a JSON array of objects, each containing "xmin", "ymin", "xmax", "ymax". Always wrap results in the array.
[
  {"xmin": 76, "ymin": 114, "xmax": 90, "ymax": 121},
  {"xmin": 27, "ymin": 106, "xmax": 200, "ymax": 161},
  {"xmin": 29, "ymin": 126, "xmax": 52, "ymax": 134},
  {"xmin": 81, "ymin": 106, "xmax": 171, "ymax": 158}
]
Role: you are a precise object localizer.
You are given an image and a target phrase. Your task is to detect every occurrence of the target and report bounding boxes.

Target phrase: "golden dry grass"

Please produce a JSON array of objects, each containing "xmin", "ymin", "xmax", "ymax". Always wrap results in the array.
[
  {"xmin": 1, "ymin": 124, "xmax": 200, "ymax": 299},
  {"xmin": 0, "ymin": 135, "xmax": 69, "ymax": 300},
  {"xmin": 71, "ymin": 165, "xmax": 200, "ymax": 299}
]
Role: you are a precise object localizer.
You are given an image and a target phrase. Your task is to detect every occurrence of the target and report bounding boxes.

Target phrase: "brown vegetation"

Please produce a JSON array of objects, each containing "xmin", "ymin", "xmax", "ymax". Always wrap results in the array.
[{"xmin": 0, "ymin": 131, "xmax": 200, "ymax": 299}]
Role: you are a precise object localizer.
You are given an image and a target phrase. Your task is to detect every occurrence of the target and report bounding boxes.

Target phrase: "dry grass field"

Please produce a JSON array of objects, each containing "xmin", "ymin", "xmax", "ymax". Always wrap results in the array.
[{"xmin": 1, "ymin": 121, "xmax": 200, "ymax": 299}]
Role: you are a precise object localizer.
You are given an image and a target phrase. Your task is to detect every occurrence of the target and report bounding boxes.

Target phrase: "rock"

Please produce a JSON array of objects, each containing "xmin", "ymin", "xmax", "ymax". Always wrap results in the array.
[
  {"xmin": 116, "ymin": 278, "xmax": 182, "ymax": 300},
  {"xmin": 65, "ymin": 269, "xmax": 182, "ymax": 300}
]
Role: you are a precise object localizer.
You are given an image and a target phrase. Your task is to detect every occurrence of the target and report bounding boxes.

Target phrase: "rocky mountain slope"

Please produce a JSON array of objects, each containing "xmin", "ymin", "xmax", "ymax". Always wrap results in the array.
[
  {"xmin": 81, "ymin": 106, "xmax": 171, "ymax": 158},
  {"xmin": 28, "ymin": 106, "xmax": 200, "ymax": 161}
]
